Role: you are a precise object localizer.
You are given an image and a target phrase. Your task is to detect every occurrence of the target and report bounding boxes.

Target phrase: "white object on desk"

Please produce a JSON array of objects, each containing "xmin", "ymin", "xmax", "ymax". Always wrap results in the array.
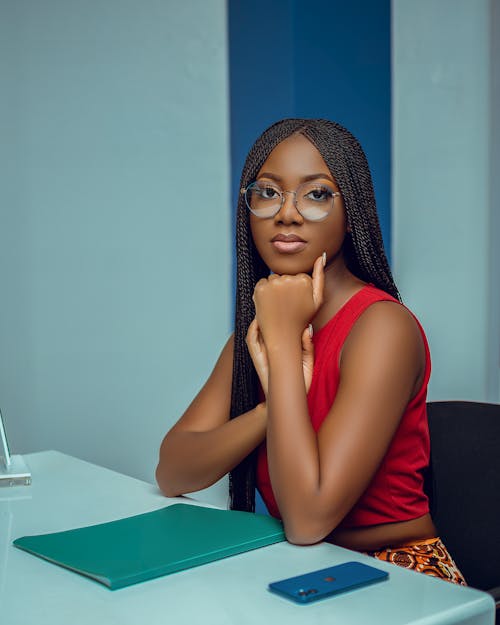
[
  {"xmin": 0, "ymin": 409, "xmax": 31, "ymax": 487},
  {"xmin": 1, "ymin": 450, "xmax": 495, "ymax": 625}
]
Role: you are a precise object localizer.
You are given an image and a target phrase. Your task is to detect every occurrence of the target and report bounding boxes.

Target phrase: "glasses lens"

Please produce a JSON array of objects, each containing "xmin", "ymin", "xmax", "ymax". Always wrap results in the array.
[
  {"xmin": 295, "ymin": 182, "xmax": 335, "ymax": 221},
  {"xmin": 246, "ymin": 182, "xmax": 281, "ymax": 218}
]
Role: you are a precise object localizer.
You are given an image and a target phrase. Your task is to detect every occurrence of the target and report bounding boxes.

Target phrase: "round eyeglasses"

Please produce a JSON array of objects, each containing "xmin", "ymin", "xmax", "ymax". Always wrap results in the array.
[{"xmin": 240, "ymin": 181, "xmax": 340, "ymax": 222}]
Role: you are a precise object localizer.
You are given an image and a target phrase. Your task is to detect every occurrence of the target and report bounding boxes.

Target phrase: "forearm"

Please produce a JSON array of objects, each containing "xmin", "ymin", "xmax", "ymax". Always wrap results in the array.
[
  {"xmin": 266, "ymin": 341, "xmax": 330, "ymax": 543},
  {"xmin": 156, "ymin": 403, "xmax": 267, "ymax": 497}
]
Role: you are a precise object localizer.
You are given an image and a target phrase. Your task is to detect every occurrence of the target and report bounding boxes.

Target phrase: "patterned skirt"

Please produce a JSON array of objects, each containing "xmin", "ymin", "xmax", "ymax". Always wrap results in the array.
[{"xmin": 365, "ymin": 537, "xmax": 467, "ymax": 585}]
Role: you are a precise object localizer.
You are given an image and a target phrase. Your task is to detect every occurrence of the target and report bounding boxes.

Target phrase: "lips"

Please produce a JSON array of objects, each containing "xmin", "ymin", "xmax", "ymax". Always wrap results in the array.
[{"xmin": 271, "ymin": 233, "xmax": 307, "ymax": 254}]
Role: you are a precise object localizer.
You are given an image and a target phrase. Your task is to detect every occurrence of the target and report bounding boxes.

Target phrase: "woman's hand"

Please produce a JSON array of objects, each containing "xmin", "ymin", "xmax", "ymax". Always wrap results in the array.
[
  {"xmin": 247, "ymin": 317, "xmax": 316, "ymax": 396},
  {"xmin": 301, "ymin": 324, "xmax": 314, "ymax": 394},
  {"xmin": 246, "ymin": 318, "xmax": 269, "ymax": 397},
  {"xmin": 253, "ymin": 254, "xmax": 325, "ymax": 347}
]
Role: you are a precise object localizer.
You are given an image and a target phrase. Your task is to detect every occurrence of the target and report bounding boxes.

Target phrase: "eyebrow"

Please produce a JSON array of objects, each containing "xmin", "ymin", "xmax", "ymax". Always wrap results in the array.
[{"xmin": 257, "ymin": 172, "xmax": 336, "ymax": 185}]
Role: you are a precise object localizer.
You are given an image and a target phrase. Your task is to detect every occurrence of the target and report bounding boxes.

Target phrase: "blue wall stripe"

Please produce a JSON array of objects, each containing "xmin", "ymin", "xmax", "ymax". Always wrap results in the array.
[
  {"xmin": 292, "ymin": 0, "xmax": 391, "ymax": 257},
  {"xmin": 228, "ymin": 0, "xmax": 391, "ymax": 258},
  {"xmin": 228, "ymin": 0, "xmax": 295, "ymax": 279},
  {"xmin": 228, "ymin": 0, "xmax": 391, "ymax": 513}
]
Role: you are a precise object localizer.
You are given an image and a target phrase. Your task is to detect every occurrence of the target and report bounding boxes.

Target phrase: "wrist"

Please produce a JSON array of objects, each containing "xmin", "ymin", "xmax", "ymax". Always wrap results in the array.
[
  {"xmin": 266, "ymin": 337, "xmax": 302, "ymax": 359},
  {"xmin": 259, "ymin": 320, "xmax": 304, "ymax": 343}
]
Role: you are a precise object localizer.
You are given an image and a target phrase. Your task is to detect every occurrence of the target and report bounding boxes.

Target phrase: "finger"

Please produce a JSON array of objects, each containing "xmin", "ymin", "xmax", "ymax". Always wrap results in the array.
[
  {"xmin": 311, "ymin": 254, "xmax": 325, "ymax": 309},
  {"xmin": 301, "ymin": 325, "xmax": 314, "ymax": 355},
  {"xmin": 253, "ymin": 278, "xmax": 269, "ymax": 294},
  {"xmin": 252, "ymin": 277, "xmax": 269, "ymax": 305},
  {"xmin": 246, "ymin": 318, "xmax": 259, "ymax": 349}
]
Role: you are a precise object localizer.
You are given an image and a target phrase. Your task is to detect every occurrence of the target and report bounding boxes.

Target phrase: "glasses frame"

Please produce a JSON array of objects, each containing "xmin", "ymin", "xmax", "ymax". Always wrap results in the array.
[{"xmin": 240, "ymin": 181, "xmax": 341, "ymax": 221}]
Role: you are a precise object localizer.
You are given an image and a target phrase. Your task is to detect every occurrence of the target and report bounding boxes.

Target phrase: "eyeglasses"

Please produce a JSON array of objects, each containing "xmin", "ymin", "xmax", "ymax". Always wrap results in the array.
[{"xmin": 240, "ymin": 181, "xmax": 340, "ymax": 222}]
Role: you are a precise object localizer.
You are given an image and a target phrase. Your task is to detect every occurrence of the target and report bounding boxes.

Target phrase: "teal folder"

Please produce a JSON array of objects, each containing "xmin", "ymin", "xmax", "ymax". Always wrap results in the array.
[{"xmin": 13, "ymin": 503, "xmax": 285, "ymax": 590}]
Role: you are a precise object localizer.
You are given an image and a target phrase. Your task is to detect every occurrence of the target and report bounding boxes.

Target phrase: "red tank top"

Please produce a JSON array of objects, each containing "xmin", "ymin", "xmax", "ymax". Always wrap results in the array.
[{"xmin": 256, "ymin": 285, "xmax": 431, "ymax": 527}]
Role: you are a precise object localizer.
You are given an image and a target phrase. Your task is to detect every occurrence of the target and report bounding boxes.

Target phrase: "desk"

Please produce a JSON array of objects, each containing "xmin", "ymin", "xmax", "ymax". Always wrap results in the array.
[{"xmin": 1, "ymin": 451, "xmax": 494, "ymax": 625}]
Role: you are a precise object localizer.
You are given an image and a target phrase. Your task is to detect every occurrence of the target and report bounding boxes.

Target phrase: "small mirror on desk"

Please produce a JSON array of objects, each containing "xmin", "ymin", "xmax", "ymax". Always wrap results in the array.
[{"xmin": 0, "ymin": 408, "xmax": 31, "ymax": 487}]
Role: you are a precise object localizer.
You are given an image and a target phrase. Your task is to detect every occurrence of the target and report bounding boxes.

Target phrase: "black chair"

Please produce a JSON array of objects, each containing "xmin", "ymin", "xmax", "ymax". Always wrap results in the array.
[{"xmin": 425, "ymin": 401, "xmax": 500, "ymax": 619}]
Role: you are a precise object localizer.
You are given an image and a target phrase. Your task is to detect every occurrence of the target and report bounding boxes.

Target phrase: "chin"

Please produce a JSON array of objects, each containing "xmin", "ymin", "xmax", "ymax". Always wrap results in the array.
[{"xmin": 264, "ymin": 253, "xmax": 316, "ymax": 276}]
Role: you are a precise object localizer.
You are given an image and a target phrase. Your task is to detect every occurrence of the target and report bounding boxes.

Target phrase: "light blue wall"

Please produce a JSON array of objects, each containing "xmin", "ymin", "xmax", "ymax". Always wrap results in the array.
[
  {"xmin": 489, "ymin": 0, "xmax": 500, "ymax": 400},
  {"xmin": 392, "ymin": 0, "xmax": 499, "ymax": 402},
  {"xmin": 2, "ymin": 0, "xmax": 498, "ymax": 512},
  {"xmin": 0, "ymin": 0, "xmax": 231, "ymax": 501}
]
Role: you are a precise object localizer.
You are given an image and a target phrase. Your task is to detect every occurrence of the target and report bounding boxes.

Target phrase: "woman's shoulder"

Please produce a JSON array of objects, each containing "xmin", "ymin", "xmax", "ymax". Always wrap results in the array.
[
  {"xmin": 218, "ymin": 332, "xmax": 235, "ymax": 365},
  {"xmin": 341, "ymin": 294, "xmax": 427, "ymax": 379},
  {"xmin": 319, "ymin": 283, "xmax": 403, "ymax": 335},
  {"xmin": 342, "ymin": 284, "xmax": 423, "ymax": 336},
  {"xmin": 354, "ymin": 296, "xmax": 422, "ymax": 339}
]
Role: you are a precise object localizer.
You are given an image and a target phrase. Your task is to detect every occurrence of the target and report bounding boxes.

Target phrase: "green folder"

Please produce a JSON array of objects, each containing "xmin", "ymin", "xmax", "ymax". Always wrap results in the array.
[{"xmin": 13, "ymin": 503, "xmax": 285, "ymax": 590}]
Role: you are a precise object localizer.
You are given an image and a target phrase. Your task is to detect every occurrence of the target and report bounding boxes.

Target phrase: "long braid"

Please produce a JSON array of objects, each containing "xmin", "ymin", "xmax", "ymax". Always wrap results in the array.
[
  {"xmin": 300, "ymin": 122, "xmax": 399, "ymax": 299},
  {"xmin": 229, "ymin": 119, "xmax": 309, "ymax": 511},
  {"xmin": 229, "ymin": 119, "xmax": 399, "ymax": 511}
]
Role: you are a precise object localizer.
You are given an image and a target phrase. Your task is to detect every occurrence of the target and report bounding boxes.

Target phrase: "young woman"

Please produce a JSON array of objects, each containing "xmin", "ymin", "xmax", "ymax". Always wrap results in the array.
[{"xmin": 156, "ymin": 119, "xmax": 465, "ymax": 584}]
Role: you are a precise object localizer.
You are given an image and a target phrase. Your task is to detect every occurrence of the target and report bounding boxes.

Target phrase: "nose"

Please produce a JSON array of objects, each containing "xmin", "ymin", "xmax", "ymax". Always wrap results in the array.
[{"xmin": 274, "ymin": 190, "xmax": 304, "ymax": 225}]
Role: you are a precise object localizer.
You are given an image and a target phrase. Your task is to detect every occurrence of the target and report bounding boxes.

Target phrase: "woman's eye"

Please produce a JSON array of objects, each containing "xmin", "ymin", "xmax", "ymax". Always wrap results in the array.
[
  {"xmin": 305, "ymin": 187, "xmax": 331, "ymax": 202},
  {"xmin": 259, "ymin": 186, "xmax": 280, "ymax": 200}
]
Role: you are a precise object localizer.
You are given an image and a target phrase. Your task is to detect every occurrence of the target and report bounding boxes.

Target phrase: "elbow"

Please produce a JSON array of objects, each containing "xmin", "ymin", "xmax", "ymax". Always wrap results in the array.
[
  {"xmin": 156, "ymin": 433, "xmax": 186, "ymax": 498},
  {"xmin": 285, "ymin": 532, "xmax": 323, "ymax": 546},
  {"xmin": 283, "ymin": 519, "xmax": 334, "ymax": 546},
  {"xmin": 155, "ymin": 461, "xmax": 182, "ymax": 499},
  {"xmin": 281, "ymin": 504, "xmax": 344, "ymax": 546}
]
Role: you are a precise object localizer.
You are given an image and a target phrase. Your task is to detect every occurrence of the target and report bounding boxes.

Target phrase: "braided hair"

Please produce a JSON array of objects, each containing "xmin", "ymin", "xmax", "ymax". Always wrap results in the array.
[{"xmin": 229, "ymin": 118, "xmax": 399, "ymax": 512}]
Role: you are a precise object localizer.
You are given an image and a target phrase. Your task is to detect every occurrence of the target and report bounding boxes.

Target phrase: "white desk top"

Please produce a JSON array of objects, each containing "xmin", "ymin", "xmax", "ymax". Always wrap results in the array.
[{"xmin": 0, "ymin": 451, "xmax": 494, "ymax": 625}]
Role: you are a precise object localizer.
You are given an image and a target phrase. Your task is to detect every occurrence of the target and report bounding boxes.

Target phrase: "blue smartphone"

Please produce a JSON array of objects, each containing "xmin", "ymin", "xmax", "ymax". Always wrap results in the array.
[{"xmin": 268, "ymin": 561, "xmax": 389, "ymax": 604}]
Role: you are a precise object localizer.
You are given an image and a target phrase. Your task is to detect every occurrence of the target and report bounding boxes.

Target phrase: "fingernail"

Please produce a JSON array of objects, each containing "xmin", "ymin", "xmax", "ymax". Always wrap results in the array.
[
  {"xmin": 308, "ymin": 323, "xmax": 313, "ymax": 338},
  {"xmin": 322, "ymin": 252, "xmax": 327, "ymax": 267}
]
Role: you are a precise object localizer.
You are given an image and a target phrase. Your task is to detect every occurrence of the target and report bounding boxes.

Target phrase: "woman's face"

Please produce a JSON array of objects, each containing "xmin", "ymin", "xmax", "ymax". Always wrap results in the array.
[{"xmin": 249, "ymin": 133, "xmax": 348, "ymax": 275}]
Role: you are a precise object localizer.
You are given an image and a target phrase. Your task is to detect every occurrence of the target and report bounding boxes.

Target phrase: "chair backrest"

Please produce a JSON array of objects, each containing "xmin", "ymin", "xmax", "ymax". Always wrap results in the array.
[{"xmin": 425, "ymin": 401, "xmax": 500, "ymax": 591}]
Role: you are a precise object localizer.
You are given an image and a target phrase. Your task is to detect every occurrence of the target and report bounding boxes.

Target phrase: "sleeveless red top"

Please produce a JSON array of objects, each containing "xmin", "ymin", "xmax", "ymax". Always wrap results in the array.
[{"xmin": 256, "ymin": 285, "xmax": 431, "ymax": 527}]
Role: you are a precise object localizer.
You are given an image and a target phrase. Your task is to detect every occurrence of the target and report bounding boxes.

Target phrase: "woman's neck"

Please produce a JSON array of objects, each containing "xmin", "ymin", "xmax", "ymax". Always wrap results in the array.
[{"xmin": 312, "ymin": 255, "xmax": 366, "ymax": 331}]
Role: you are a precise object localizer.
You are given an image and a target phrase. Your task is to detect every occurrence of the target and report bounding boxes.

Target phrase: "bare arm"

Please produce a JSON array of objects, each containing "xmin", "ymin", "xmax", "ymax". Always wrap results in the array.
[
  {"xmin": 253, "ymin": 261, "xmax": 425, "ymax": 544},
  {"xmin": 155, "ymin": 335, "xmax": 267, "ymax": 497},
  {"xmin": 267, "ymin": 303, "xmax": 424, "ymax": 543}
]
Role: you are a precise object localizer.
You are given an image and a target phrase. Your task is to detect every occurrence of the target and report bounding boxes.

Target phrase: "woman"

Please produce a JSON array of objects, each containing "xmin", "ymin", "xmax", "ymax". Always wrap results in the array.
[{"xmin": 156, "ymin": 118, "xmax": 465, "ymax": 584}]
